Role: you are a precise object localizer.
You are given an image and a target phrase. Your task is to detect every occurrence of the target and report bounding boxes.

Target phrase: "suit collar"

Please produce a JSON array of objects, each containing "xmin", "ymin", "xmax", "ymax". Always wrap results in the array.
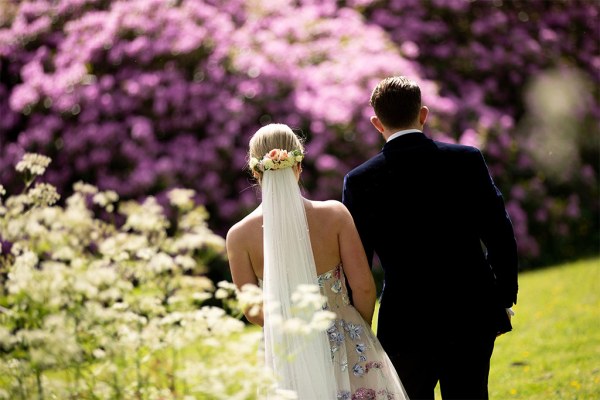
[
  {"xmin": 386, "ymin": 129, "xmax": 422, "ymax": 142},
  {"xmin": 382, "ymin": 131, "xmax": 430, "ymax": 150}
]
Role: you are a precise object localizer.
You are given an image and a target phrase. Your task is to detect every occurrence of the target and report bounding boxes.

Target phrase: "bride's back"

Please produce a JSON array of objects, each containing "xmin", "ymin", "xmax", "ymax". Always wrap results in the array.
[{"xmin": 236, "ymin": 198, "xmax": 345, "ymax": 279}]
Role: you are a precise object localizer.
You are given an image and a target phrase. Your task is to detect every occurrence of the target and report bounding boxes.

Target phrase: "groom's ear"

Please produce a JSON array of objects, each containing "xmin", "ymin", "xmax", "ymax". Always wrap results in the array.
[
  {"xmin": 419, "ymin": 106, "xmax": 429, "ymax": 125},
  {"xmin": 370, "ymin": 116, "xmax": 386, "ymax": 134}
]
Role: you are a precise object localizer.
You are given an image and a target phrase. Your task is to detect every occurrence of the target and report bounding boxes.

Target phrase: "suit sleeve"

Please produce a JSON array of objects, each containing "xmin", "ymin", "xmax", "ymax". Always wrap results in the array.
[
  {"xmin": 472, "ymin": 149, "xmax": 519, "ymax": 307},
  {"xmin": 342, "ymin": 174, "xmax": 375, "ymax": 269}
]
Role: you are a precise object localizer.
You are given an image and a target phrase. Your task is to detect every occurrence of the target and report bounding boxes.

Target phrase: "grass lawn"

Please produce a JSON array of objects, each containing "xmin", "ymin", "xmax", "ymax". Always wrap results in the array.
[
  {"xmin": 372, "ymin": 257, "xmax": 600, "ymax": 399},
  {"xmin": 486, "ymin": 257, "xmax": 600, "ymax": 400}
]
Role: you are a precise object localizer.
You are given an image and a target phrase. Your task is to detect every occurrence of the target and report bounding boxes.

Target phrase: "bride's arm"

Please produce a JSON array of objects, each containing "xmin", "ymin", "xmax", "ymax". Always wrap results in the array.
[
  {"xmin": 226, "ymin": 223, "xmax": 264, "ymax": 327},
  {"xmin": 336, "ymin": 202, "xmax": 377, "ymax": 326}
]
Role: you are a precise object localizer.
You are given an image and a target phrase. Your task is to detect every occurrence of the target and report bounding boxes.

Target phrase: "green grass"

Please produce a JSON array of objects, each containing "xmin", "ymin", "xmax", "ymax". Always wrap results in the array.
[
  {"xmin": 486, "ymin": 257, "xmax": 600, "ymax": 400},
  {"xmin": 372, "ymin": 257, "xmax": 600, "ymax": 399}
]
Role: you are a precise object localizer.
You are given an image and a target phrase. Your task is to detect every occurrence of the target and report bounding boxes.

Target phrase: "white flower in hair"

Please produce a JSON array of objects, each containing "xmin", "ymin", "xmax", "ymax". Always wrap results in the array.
[
  {"xmin": 249, "ymin": 157, "xmax": 259, "ymax": 171},
  {"xmin": 250, "ymin": 148, "xmax": 304, "ymax": 172},
  {"xmin": 263, "ymin": 158, "xmax": 274, "ymax": 170}
]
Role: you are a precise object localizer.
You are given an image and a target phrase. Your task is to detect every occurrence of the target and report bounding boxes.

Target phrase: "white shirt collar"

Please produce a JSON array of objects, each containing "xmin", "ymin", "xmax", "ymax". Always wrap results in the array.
[{"xmin": 386, "ymin": 129, "xmax": 422, "ymax": 142}]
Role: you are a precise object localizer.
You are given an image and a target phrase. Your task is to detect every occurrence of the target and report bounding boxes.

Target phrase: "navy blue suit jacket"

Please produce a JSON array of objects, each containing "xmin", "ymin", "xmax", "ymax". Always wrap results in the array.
[{"xmin": 342, "ymin": 132, "xmax": 518, "ymax": 348}]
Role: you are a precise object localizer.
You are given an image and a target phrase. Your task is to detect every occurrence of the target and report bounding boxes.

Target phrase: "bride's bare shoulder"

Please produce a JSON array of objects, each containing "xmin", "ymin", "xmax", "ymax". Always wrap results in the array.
[
  {"xmin": 226, "ymin": 207, "xmax": 262, "ymax": 244},
  {"xmin": 310, "ymin": 199, "xmax": 346, "ymax": 210},
  {"xmin": 307, "ymin": 199, "xmax": 349, "ymax": 220}
]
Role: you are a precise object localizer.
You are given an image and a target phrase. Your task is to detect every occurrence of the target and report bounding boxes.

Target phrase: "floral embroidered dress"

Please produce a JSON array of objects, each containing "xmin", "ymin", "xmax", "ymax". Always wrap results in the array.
[{"xmin": 318, "ymin": 264, "xmax": 409, "ymax": 400}]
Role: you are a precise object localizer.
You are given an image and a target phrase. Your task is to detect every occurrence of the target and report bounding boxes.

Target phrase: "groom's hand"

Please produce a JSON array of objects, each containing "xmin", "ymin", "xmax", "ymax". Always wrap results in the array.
[
  {"xmin": 497, "ymin": 308, "xmax": 514, "ymax": 337},
  {"xmin": 506, "ymin": 307, "xmax": 514, "ymax": 321}
]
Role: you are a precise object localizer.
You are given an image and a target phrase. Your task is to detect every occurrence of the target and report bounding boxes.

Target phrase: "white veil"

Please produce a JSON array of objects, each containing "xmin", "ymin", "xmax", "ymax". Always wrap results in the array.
[{"xmin": 261, "ymin": 167, "xmax": 337, "ymax": 399}]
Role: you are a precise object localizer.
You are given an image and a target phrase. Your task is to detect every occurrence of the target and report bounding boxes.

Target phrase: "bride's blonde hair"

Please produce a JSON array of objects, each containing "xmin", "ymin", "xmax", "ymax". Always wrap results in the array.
[{"xmin": 248, "ymin": 123, "xmax": 305, "ymax": 178}]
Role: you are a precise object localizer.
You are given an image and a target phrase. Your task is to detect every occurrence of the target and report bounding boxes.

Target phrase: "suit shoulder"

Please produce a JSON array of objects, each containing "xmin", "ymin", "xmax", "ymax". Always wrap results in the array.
[
  {"xmin": 434, "ymin": 140, "xmax": 481, "ymax": 154},
  {"xmin": 345, "ymin": 153, "xmax": 384, "ymax": 179},
  {"xmin": 434, "ymin": 141, "xmax": 483, "ymax": 160}
]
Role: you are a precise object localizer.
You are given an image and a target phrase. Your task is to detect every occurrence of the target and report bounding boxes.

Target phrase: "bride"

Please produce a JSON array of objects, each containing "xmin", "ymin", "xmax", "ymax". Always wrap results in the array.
[{"xmin": 226, "ymin": 123, "xmax": 409, "ymax": 399}]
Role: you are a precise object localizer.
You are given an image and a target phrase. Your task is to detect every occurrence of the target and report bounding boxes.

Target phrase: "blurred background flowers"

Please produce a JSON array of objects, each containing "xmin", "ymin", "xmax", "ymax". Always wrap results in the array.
[
  {"xmin": 1, "ymin": 0, "xmax": 598, "ymax": 270},
  {"xmin": 0, "ymin": 1, "xmax": 599, "ymax": 398}
]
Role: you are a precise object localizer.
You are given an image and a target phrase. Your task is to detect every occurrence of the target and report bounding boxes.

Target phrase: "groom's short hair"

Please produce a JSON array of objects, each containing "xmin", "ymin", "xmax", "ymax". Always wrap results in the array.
[{"xmin": 370, "ymin": 76, "xmax": 421, "ymax": 130}]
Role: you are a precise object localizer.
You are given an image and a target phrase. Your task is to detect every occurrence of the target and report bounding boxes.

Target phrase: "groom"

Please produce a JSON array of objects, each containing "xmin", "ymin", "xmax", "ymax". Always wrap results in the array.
[{"xmin": 342, "ymin": 76, "xmax": 519, "ymax": 400}]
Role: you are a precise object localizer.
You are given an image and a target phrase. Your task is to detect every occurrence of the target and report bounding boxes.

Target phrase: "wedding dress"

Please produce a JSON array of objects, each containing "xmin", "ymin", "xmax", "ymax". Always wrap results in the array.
[
  {"xmin": 260, "ymin": 262, "xmax": 409, "ymax": 400},
  {"xmin": 317, "ymin": 263, "xmax": 408, "ymax": 400}
]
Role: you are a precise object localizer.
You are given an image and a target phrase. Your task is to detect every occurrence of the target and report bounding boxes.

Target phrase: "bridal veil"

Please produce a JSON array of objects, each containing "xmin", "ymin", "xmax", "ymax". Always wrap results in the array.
[{"xmin": 261, "ymin": 166, "xmax": 337, "ymax": 399}]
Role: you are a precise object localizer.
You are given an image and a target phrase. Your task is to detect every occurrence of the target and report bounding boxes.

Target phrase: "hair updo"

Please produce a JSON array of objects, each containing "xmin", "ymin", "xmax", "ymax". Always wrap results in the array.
[{"xmin": 248, "ymin": 123, "xmax": 305, "ymax": 176}]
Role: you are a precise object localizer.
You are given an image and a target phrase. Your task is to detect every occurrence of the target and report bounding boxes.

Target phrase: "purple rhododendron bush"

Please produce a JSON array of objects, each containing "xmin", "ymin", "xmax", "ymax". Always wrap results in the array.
[
  {"xmin": 354, "ymin": 0, "xmax": 599, "ymax": 267},
  {"xmin": 1, "ymin": 0, "xmax": 598, "ymax": 269},
  {"xmin": 0, "ymin": 0, "xmax": 446, "ymax": 233}
]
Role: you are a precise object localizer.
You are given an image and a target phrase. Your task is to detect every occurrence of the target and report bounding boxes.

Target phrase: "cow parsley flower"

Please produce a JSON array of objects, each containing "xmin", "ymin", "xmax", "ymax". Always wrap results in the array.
[
  {"xmin": 15, "ymin": 153, "xmax": 51, "ymax": 176},
  {"xmin": 167, "ymin": 188, "xmax": 196, "ymax": 210},
  {"xmin": 28, "ymin": 183, "xmax": 60, "ymax": 206}
]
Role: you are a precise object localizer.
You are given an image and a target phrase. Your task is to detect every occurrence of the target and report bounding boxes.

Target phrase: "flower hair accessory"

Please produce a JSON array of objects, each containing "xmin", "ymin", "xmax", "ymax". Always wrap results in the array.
[{"xmin": 250, "ymin": 149, "xmax": 304, "ymax": 172}]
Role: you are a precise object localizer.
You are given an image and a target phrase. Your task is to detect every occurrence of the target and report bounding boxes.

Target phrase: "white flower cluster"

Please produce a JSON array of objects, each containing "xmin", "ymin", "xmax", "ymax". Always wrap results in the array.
[
  {"xmin": 286, "ymin": 284, "xmax": 336, "ymax": 334},
  {"xmin": 15, "ymin": 153, "xmax": 51, "ymax": 176},
  {"xmin": 234, "ymin": 282, "xmax": 264, "ymax": 317},
  {"xmin": 121, "ymin": 197, "xmax": 170, "ymax": 234},
  {"xmin": 265, "ymin": 283, "xmax": 336, "ymax": 336},
  {"xmin": 167, "ymin": 188, "xmax": 196, "ymax": 210},
  {"xmin": 27, "ymin": 183, "xmax": 60, "ymax": 206},
  {"xmin": 0, "ymin": 153, "xmax": 275, "ymax": 399},
  {"xmin": 93, "ymin": 190, "xmax": 118, "ymax": 212}
]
